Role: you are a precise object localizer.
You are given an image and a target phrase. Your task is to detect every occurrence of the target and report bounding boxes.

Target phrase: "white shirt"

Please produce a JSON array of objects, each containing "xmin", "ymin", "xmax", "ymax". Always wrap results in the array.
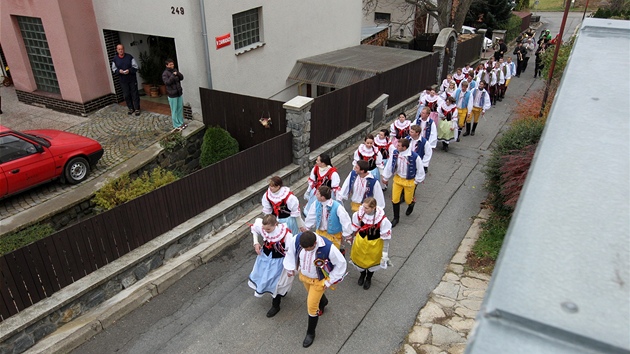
[
  {"xmin": 382, "ymin": 148, "xmax": 426, "ymax": 184},
  {"xmin": 351, "ymin": 206, "xmax": 392, "ymax": 240},
  {"xmin": 417, "ymin": 117, "xmax": 438, "ymax": 149},
  {"xmin": 471, "ymin": 88, "xmax": 492, "ymax": 112},
  {"xmin": 283, "ymin": 235, "xmax": 347, "ymax": 286},
  {"xmin": 338, "ymin": 171, "xmax": 385, "ymax": 208},
  {"xmin": 408, "ymin": 136, "xmax": 433, "ymax": 168},
  {"xmin": 261, "ymin": 186, "xmax": 301, "ymax": 218},
  {"xmin": 304, "ymin": 198, "xmax": 353, "ymax": 236}
]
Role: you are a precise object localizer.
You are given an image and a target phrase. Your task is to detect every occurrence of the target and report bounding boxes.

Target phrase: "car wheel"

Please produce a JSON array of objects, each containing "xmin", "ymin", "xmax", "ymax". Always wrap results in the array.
[{"xmin": 64, "ymin": 156, "xmax": 90, "ymax": 184}]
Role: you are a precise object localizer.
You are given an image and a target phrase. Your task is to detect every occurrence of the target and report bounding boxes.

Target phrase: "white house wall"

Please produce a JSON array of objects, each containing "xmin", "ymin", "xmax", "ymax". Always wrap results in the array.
[
  {"xmin": 93, "ymin": 0, "xmax": 361, "ymax": 112},
  {"xmin": 362, "ymin": 0, "xmax": 416, "ymax": 37}
]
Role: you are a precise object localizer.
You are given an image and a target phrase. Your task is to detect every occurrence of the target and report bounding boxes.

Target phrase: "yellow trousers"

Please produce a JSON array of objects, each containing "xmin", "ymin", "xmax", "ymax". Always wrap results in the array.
[
  {"xmin": 457, "ymin": 108, "xmax": 468, "ymax": 128},
  {"xmin": 467, "ymin": 106, "xmax": 483, "ymax": 123},
  {"xmin": 315, "ymin": 229, "xmax": 342, "ymax": 249},
  {"xmin": 506, "ymin": 78, "xmax": 511, "ymax": 87},
  {"xmin": 391, "ymin": 175, "xmax": 416, "ymax": 205},
  {"xmin": 351, "ymin": 202, "xmax": 361, "ymax": 213},
  {"xmin": 299, "ymin": 273, "xmax": 326, "ymax": 316}
]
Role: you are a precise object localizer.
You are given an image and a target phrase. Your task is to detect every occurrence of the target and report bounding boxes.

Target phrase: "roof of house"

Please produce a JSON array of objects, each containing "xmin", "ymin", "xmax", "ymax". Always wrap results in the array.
[{"xmin": 287, "ymin": 45, "xmax": 433, "ymax": 89}]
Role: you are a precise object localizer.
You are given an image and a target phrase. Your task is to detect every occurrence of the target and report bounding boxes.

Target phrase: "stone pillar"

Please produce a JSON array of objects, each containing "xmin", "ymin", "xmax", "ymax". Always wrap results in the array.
[
  {"xmin": 283, "ymin": 96, "xmax": 314, "ymax": 176},
  {"xmin": 367, "ymin": 94, "xmax": 389, "ymax": 127}
]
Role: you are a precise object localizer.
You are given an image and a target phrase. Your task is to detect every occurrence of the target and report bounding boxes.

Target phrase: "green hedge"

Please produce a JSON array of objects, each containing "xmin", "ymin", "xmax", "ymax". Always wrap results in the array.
[
  {"xmin": 0, "ymin": 224, "xmax": 56, "ymax": 256},
  {"xmin": 503, "ymin": 14, "xmax": 523, "ymax": 42},
  {"xmin": 200, "ymin": 126, "xmax": 239, "ymax": 168}
]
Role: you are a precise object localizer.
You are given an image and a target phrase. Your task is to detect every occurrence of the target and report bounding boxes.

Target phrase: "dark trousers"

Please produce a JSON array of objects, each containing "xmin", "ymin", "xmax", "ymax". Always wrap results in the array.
[
  {"xmin": 498, "ymin": 83, "xmax": 506, "ymax": 98},
  {"xmin": 120, "ymin": 80, "xmax": 140, "ymax": 111},
  {"xmin": 515, "ymin": 60, "xmax": 524, "ymax": 76},
  {"xmin": 489, "ymin": 84, "xmax": 498, "ymax": 104},
  {"xmin": 521, "ymin": 57, "xmax": 530, "ymax": 72}
]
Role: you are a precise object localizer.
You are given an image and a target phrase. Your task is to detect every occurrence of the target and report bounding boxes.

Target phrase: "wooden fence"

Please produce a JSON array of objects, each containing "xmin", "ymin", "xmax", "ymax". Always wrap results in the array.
[
  {"xmin": 199, "ymin": 88, "xmax": 287, "ymax": 151},
  {"xmin": 0, "ymin": 132, "xmax": 293, "ymax": 321},
  {"xmin": 309, "ymin": 53, "xmax": 439, "ymax": 150},
  {"xmin": 454, "ymin": 34, "xmax": 485, "ymax": 69}
]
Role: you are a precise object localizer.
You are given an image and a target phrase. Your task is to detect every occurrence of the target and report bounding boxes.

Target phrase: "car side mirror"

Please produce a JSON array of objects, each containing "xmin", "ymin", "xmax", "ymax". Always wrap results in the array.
[{"xmin": 35, "ymin": 145, "xmax": 44, "ymax": 153}]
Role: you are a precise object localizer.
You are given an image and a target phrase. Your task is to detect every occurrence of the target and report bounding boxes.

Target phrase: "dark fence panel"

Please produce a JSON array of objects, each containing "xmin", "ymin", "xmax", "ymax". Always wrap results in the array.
[
  {"xmin": 454, "ymin": 34, "xmax": 484, "ymax": 69},
  {"xmin": 200, "ymin": 88, "xmax": 287, "ymax": 150},
  {"xmin": 0, "ymin": 132, "xmax": 293, "ymax": 322},
  {"xmin": 310, "ymin": 53, "xmax": 439, "ymax": 151}
]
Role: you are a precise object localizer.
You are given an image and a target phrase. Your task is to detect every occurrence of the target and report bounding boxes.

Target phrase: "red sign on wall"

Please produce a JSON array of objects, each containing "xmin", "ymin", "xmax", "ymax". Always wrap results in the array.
[{"xmin": 215, "ymin": 33, "xmax": 231, "ymax": 49}]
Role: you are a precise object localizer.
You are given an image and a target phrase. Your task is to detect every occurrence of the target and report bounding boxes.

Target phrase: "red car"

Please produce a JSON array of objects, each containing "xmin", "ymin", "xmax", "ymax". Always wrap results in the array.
[{"xmin": 0, "ymin": 125, "xmax": 104, "ymax": 199}]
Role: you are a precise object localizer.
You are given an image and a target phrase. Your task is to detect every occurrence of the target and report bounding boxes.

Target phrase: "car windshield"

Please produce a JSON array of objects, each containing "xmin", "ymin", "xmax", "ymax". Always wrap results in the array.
[{"xmin": 20, "ymin": 133, "xmax": 51, "ymax": 147}]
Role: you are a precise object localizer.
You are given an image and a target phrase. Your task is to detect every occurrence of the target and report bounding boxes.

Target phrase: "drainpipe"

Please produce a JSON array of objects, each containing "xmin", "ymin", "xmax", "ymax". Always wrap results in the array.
[{"xmin": 199, "ymin": 0, "xmax": 213, "ymax": 89}]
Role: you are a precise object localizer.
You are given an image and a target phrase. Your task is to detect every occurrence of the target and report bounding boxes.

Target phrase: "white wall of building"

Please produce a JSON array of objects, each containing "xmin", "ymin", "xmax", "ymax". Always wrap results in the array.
[
  {"xmin": 93, "ymin": 0, "xmax": 362, "ymax": 112},
  {"xmin": 362, "ymin": 0, "xmax": 416, "ymax": 37}
]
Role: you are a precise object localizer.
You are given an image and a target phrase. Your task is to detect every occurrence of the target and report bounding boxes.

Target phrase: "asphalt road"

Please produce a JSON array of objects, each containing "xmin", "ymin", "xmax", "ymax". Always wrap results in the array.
[{"xmin": 72, "ymin": 14, "xmax": 579, "ymax": 354}]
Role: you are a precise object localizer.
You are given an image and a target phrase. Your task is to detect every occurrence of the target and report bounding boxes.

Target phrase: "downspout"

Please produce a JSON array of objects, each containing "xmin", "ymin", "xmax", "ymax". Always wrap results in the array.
[{"xmin": 199, "ymin": 0, "xmax": 213, "ymax": 89}]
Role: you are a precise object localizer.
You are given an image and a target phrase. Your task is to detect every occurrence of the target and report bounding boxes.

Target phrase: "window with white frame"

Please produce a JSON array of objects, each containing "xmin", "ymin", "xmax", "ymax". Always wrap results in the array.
[
  {"xmin": 17, "ymin": 16, "xmax": 60, "ymax": 94},
  {"xmin": 232, "ymin": 8, "xmax": 261, "ymax": 50}
]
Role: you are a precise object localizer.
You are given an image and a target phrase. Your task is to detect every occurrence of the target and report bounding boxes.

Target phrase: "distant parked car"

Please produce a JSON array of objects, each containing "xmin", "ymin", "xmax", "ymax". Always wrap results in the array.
[
  {"xmin": 0, "ymin": 125, "xmax": 104, "ymax": 198},
  {"xmin": 461, "ymin": 26, "xmax": 493, "ymax": 50}
]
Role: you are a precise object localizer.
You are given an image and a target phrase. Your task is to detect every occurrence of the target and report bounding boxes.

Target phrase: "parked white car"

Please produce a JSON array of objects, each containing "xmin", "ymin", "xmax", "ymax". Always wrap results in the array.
[{"xmin": 461, "ymin": 26, "xmax": 493, "ymax": 49}]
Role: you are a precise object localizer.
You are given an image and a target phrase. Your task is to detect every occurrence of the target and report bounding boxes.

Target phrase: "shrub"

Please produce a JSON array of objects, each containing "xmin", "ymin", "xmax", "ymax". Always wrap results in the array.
[
  {"xmin": 503, "ymin": 14, "xmax": 523, "ymax": 42},
  {"xmin": 0, "ymin": 224, "xmax": 56, "ymax": 256},
  {"xmin": 485, "ymin": 116, "xmax": 546, "ymax": 214},
  {"xmin": 160, "ymin": 131, "xmax": 186, "ymax": 152},
  {"xmin": 200, "ymin": 126, "xmax": 239, "ymax": 168},
  {"xmin": 541, "ymin": 37, "xmax": 575, "ymax": 82},
  {"xmin": 93, "ymin": 167, "xmax": 179, "ymax": 211}
]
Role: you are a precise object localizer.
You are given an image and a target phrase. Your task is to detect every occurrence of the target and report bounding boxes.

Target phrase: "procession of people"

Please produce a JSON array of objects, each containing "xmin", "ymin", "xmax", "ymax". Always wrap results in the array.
[{"xmin": 245, "ymin": 36, "xmax": 540, "ymax": 347}]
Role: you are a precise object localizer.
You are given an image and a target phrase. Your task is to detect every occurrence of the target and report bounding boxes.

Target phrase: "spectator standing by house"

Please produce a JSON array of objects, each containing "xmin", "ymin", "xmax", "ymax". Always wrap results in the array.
[
  {"xmin": 162, "ymin": 59, "xmax": 186, "ymax": 131},
  {"xmin": 382, "ymin": 138, "xmax": 425, "ymax": 228},
  {"xmin": 338, "ymin": 160, "xmax": 385, "ymax": 212},
  {"xmin": 348, "ymin": 197, "xmax": 392, "ymax": 290},
  {"xmin": 262, "ymin": 176, "xmax": 304, "ymax": 235},
  {"xmin": 248, "ymin": 215, "xmax": 294, "ymax": 317},
  {"xmin": 111, "ymin": 44, "xmax": 141, "ymax": 116},
  {"xmin": 283, "ymin": 231, "xmax": 347, "ymax": 348}
]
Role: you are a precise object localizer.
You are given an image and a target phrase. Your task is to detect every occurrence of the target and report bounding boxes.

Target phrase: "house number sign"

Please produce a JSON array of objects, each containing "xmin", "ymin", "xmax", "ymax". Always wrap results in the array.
[{"xmin": 171, "ymin": 7, "xmax": 184, "ymax": 15}]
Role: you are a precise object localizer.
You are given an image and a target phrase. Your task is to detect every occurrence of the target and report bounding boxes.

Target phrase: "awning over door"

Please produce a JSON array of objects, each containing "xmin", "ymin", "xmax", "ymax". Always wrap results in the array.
[{"xmin": 287, "ymin": 45, "xmax": 432, "ymax": 89}]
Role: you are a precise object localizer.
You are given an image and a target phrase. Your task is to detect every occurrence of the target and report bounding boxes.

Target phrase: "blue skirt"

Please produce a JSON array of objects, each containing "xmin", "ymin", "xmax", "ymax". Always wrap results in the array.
[
  {"xmin": 303, "ymin": 189, "xmax": 317, "ymax": 217},
  {"xmin": 248, "ymin": 252, "xmax": 287, "ymax": 297},
  {"xmin": 369, "ymin": 168, "xmax": 381, "ymax": 183},
  {"xmin": 279, "ymin": 216, "xmax": 300, "ymax": 235}
]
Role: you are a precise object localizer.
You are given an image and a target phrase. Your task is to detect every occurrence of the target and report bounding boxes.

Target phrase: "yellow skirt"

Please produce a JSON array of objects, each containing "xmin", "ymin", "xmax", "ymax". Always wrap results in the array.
[{"xmin": 350, "ymin": 233, "xmax": 383, "ymax": 270}]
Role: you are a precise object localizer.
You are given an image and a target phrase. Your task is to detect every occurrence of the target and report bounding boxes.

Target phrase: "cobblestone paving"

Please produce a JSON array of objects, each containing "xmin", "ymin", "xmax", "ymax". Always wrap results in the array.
[{"xmin": 0, "ymin": 105, "xmax": 173, "ymax": 221}]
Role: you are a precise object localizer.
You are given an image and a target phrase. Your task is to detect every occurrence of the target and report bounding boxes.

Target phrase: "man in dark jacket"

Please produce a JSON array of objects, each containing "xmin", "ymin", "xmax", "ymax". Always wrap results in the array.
[
  {"xmin": 493, "ymin": 39, "xmax": 508, "ymax": 61},
  {"xmin": 162, "ymin": 59, "xmax": 185, "ymax": 130},
  {"xmin": 513, "ymin": 42, "xmax": 528, "ymax": 77},
  {"xmin": 111, "ymin": 44, "xmax": 141, "ymax": 116}
]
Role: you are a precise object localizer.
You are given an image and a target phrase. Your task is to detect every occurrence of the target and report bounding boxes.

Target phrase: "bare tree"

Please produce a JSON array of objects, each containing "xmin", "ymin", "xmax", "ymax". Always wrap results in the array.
[{"xmin": 363, "ymin": 0, "xmax": 474, "ymax": 33}]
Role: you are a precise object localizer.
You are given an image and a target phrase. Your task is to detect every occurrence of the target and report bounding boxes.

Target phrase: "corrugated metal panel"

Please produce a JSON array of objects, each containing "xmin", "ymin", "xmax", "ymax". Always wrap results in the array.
[
  {"xmin": 288, "ymin": 45, "xmax": 432, "ymax": 88},
  {"xmin": 466, "ymin": 18, "xmax": 630, "ymax": 354}
]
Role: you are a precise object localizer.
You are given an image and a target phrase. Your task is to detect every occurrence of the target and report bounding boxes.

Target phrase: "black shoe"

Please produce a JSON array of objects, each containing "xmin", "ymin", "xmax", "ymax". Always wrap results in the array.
[
  {"xmin": 127, "ymin": 109, "xmax": 134, "ymax": 115},
  {"xmin": 405, "ymin": 203, "xmax": 415, "ymax": 216},
  {"xmin": 266, "ymin": 306, "xmax": 280, "ymax": 318},
  {"xmin": 134, "ymin": 110, "xmax": 141, "ymax": 116},
  {"xmin": 363, "ymin": 279, "xmax": 371, "ymax": 290},
  {"xmin": 340, "ymin": 248, "xmax": 346, "ymax": 257},
  {"xmin": 444, "ymin": 143, "xmax": 449, "ymax": 152},
  {"xmin": 303, "ymin": 333, "xmax": 316, "ymax": 348},
  {"xmin": 358, "ymin": 271, "xmax": 366, "ymax": 286},
  {"xmin": 391, "ymin": 218, "xmax": 399, "ymax": 228},
  {"xmin": 470, "ymin": 131, "xmax": 475, "ymax": 136}
]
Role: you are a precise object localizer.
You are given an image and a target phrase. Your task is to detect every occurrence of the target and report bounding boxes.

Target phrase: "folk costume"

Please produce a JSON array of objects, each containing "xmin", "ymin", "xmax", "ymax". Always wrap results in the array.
[
  {"xmin": 416, "ymin": 93, "xmax": 441, "ymax": 122},
  {"xmin": 248, "ymin": 219, "xmax": 294, "ymax": 316},
  {"xmin": 390, "ymin": 118, "xmax": 411, "ymax": 147},
  {"xmin": 373, "ymin": 134, "xmax": 391, "ymax": 165},
  {"xmin": 464, "ymin": 86, "xmax": 492, "ymax": 136},
  {"xmin": 262, "ymin": 186, "xmax": 304, "ymax": 234},
  {"xmin": 382, "ymin": 147, "xmax": 425, "ymax": 224},
  {"xmin": 407, "ymin": 134, "xmax": 433, "ymax": 172},
  {"xmin": 353, "ymin": 143, "xmax": 384, "ymax": 183},
  {"xmin": 304, "ymin": 164, "xmax": 340, "ymax": 216},
  {"xmin": 283, "ymin": 233, "xmax": 347, "ymax": 347},
  {"xmin": 349, "ymin": 205, "xmax": 392, "ymax": 289},
  {"xmin": 415, "ymin": 114, "xmax": 438, "ymax": 149},
  {"xmin": 338, "ymin": 170, "xmax": 385, "ymax": 212},
  {"xmin": 454, "ymin": 87, "xmax": 472, "ymax": 140},
  {"xmin": 452, "ymin": 72, "xmax": 466, "ymax": 86},
  {"xmin": 437, "ymin": 100, "xmax": 459, "ymax": 151},
  {"xmin": 304, "ymin": 198, "xmax": 353, "ymax": 249}
]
